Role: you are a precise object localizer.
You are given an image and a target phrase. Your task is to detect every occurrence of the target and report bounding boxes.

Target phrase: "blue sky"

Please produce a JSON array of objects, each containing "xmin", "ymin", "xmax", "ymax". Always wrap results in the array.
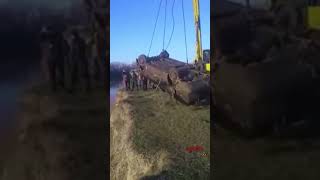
[{"xmin": 110, "ymin": 0, "xmax": 210, "ymax": 64}]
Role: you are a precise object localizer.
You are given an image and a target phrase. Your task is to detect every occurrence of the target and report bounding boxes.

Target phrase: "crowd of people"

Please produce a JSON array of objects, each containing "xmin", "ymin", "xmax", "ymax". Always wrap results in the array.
[
  {"xmin": 40, "ymin": 26, "xmax": 104, "ymax": 93},
  {"xmin": 122, "ymin": 69, "xmax": 149, "ymax": 91}
]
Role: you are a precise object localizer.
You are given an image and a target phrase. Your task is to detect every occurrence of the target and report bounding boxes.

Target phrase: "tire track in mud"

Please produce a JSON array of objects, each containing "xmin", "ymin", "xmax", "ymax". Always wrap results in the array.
[{"xmin": 110, "ymin": 90, "xmax": 170, "ymax": 180}]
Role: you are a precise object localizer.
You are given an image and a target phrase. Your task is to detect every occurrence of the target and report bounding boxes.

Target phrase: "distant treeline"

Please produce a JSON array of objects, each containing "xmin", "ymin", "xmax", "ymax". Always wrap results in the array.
[{"xmin": 110, "ymin": 62, "xmax": 135, "ymax": 85}]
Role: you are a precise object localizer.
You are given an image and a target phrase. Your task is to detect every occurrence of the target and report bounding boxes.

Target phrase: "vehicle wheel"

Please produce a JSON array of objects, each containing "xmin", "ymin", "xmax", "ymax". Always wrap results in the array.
[{"xmin": 168, "ymin": 69, "xmax": 178, "ymax": 86}]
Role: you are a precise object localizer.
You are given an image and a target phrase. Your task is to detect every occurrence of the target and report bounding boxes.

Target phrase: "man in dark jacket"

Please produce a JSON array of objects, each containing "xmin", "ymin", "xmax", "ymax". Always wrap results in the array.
[
  {"xmin": 122, "ymin": 70, "xmax": 129, "ymax": 90},
  {"xmin": 142, "ymin": 75, "xmax": 148, "ymax": 91},
  {"xmin": 137, "ymin": 70, "xmax": 143, "ymax": 90},
  {"xmin": 70, "ymin": 30, "xmax": 91, "ymax": 92},
  {"xmin": 48, "ymin": 31, "xmax": 69, "ymax": 92},
  {"xmin": 130, "ymin": 70, "xmax": 138, "ymax": 91}
]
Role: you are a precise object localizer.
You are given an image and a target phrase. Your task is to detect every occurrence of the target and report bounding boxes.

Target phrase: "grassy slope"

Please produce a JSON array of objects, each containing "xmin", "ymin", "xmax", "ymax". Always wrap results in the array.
[
  {"xmin": 127, "ymin": 90, "xmax": 210, "ymax": 179},
  {"xmin": 214, "ymin": 125, "xmax": 320, "ymax": 180},
  {"xmin": 0, "ymin": 85, "xmax": 107, "ymax": 180}
]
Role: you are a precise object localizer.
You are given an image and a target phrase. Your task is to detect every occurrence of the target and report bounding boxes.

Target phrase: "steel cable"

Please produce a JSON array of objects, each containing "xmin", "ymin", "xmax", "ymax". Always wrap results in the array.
[
  {"xmin": 162, "ymin": 0, "xmax": 168, "ymax": 50},
  {"xmin": 181, "ymin": 0, "xmax": 189, "ymax": 64},
  {"xmin": 165, "ymin": 0, "xmax": 176, "ymax": 50},
  {"xmin": 147, "ymin": 0, "xmax": 163, "ymax": 56}
]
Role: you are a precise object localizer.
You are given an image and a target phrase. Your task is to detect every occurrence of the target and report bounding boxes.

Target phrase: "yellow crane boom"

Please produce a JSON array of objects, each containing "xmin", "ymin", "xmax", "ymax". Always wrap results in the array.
[
  {"xmin": 192, "ymin": 0, "xmax": 203, "ymax": 63},
  {"xmin": 192, "ymin": 0, "xmax": 210, "ymax": 72}
]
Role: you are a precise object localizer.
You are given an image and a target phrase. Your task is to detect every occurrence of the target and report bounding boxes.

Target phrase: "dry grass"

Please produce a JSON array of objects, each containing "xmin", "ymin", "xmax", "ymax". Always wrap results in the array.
[
  {"xmin": 110, "ymin": 89, "xmax": 210, "ymax": 180},
  {"xmin": 110, "ymin": 90, "xmax": 170, "ymax": 180}
]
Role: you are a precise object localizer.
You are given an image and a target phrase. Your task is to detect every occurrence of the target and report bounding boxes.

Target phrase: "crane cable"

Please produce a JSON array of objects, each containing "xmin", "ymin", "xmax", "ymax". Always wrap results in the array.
[
  {"xmin": 181, "ymin": 0, "xmax": 189, "ymax": 64},
  {"xmin": 162, "ymin": 0, "xmax": 167, "ymax": 50},
  {"xmin": 165, "ymin": 0, "xmax": 176, "ymax": 50},
  {"xmin": 147, "ymin": 0, "xmax": 163, "ymax": 57}
]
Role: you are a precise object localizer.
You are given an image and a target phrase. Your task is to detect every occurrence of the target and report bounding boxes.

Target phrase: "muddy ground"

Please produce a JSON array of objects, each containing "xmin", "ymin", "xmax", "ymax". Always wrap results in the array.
[{"xmin": 0, "ymin": 84, "xmax": 107, "ymax": 180}]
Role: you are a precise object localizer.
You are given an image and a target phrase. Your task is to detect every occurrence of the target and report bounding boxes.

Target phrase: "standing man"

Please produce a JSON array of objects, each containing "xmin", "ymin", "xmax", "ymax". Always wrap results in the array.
[
  {"xmin": 142, "ymin": 75, "xmax": 148, "ymax": 91},
  {"xmin": 132, "ymin": 70, "xmax": 139, "ymax": 91},
  {"xmin": 130, "ymin": 70, "xmax": 135, "ymax": 91},
  {"xmin": 137, "ymin": 70, "xmax": 142, "ymax": 90},
  {"xmin": 48, "ymin": 30, "xmax": 68, "ymax": 92},
  {"xmin": 70, "ymin": 30, "xmax": 91, "ymax": 93},
  {"xmin": 122, "ymin": 70, "xmax": 129, "ymax": 90},
  {"xmin": 61, "ymin": 32, "xmax": 70, "ymax": 88},
  {"xmin": 39, "ymin": 26, "xmax": 53, "ymax": 83},
  {"xmin": 126, "ymin": 70, "xmax": 131, "ymax": 91},
  {"xmin": 89, "ymin": 27, "xmax": 105, "ymax": 87}
]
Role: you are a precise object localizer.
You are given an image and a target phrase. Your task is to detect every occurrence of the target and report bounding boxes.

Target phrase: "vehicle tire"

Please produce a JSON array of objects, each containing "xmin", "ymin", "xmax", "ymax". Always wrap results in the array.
[{"xmin": 168, "ymin": 69, "xmax": 178, "ymax": 86}]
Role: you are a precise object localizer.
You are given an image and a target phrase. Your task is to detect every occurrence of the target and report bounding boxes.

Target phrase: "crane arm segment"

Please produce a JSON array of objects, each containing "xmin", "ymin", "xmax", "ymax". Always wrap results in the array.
[{"xmin": 192, "ymin": 0, "xmax": 203, "ymax": 63}]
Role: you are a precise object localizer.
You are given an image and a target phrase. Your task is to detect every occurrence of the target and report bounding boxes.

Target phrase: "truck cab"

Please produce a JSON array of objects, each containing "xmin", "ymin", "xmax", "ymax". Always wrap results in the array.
[
  {"xmin": 307, "ymin": 1, "xmax": 320, "ymax": 30},
  {"xmin": 203, "ymin": 49, "xmax": 210, "ymax": 72}
]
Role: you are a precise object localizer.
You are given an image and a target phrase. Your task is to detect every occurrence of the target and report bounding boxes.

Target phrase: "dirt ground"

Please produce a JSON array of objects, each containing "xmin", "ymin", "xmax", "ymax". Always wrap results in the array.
[
  {"xmin": 110, "ymin": 89, "xmax": 210, "ymax": 180},
  {"xmin": 0, "ymin": 84, "xmax": 107, "ymax": 180}
]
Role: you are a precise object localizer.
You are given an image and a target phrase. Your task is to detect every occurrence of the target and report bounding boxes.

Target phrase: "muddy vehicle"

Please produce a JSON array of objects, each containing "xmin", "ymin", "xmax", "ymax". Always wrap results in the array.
[
  {"xmin": 213, "ymin": 0, "xmax": 320, "ymax": 135},
  {"xmin": 137, "ymin": 51, "xmax": 210, "ymax": 105}
]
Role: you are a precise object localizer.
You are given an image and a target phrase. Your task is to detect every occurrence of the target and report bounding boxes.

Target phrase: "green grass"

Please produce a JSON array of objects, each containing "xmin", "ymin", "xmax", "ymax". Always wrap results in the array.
[
  {"xmin": 214, "ymin": 125, "xmax": 320, "ymax": 180},
  {"xmin": 0, "ymin": 85, "xmax": 107, "ymax": 180},
  {"xmin": 127, "ymin": 90, "xmax": 210, "ymax": 179}
]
